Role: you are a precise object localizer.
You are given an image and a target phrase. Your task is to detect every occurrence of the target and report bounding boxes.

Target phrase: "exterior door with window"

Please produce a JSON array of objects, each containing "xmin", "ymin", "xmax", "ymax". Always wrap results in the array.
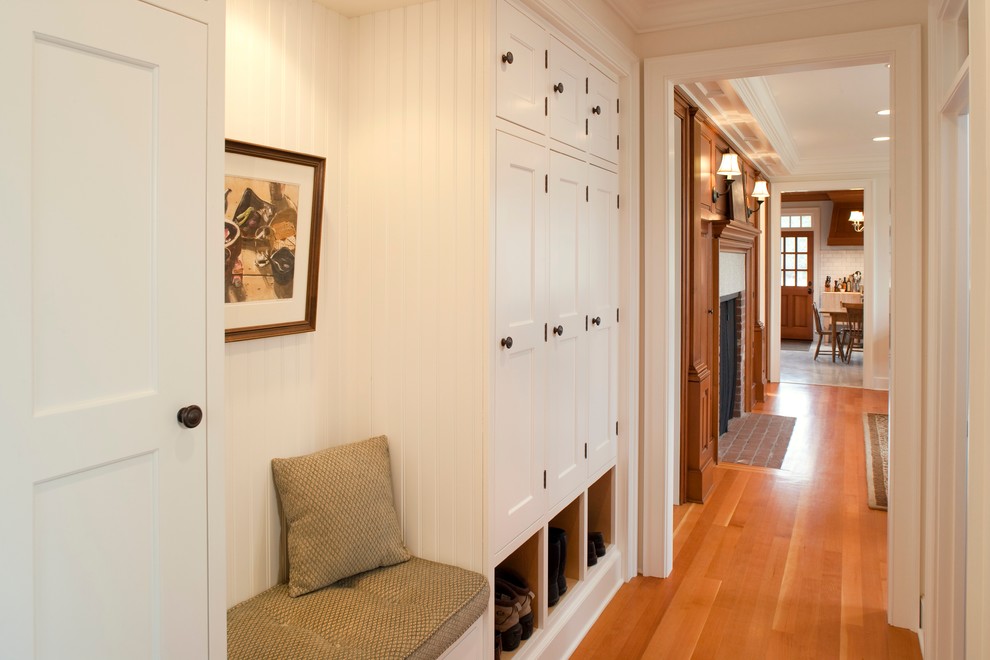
[{"xmin": 781, "ymin": 230, "xmax": 814, "ymax": 340}]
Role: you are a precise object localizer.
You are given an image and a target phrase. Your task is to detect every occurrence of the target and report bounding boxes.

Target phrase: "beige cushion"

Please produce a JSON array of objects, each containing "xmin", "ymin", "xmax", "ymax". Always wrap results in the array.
[
  {"xmin": 272, "ymin": 435, "xmax": 411, "ymax": 597},
  {"xmin": 227, "ymin": 557, "xmax": 490, "ymax": 660}
]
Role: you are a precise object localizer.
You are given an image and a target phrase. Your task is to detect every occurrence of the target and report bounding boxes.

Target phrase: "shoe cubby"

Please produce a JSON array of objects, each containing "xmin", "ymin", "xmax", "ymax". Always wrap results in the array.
[
  {"xmin": 495, "ymin": 531, "xmax": 542, "ymax": 658},
  {"xmin": 547, "ymin": 494, "xmax": 584, "ymax": 612},
  {"xmin": 587, "ymin": 468, "xmax": 614, "ymax": 562}
]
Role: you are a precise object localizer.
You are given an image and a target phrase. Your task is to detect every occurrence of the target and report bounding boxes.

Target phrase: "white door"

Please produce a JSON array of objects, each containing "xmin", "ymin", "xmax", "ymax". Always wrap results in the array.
[
  {"xmin": 588, "ymin": 65, "xmax": 619, "ymax": 164},
  {"xmin": 0, "ymin": 1, "xmax": 209, "ymax": 658},
  {"xmin": 496, "ymin": 0, "xmax": 548, "ymax": 135},
  {"xmin": 549, "ymin": 37, "xmax": 588, "ymax": 151},
  {"xmin": 494, "ymin": 132, "xmax": 548, "ymax": 553},
  {"xmin": 546, "ymin": 151, "xmax": 588, "ymax": 507},
  {"xmin": 587, "ymin": 166, "xmax": 619, "ymax": 473}
]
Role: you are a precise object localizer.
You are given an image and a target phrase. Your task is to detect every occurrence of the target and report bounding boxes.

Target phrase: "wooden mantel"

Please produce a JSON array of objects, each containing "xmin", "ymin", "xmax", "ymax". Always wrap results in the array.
[{"xmin": 709, "ymin": 217, "xmax": 761, "ymax": 250}]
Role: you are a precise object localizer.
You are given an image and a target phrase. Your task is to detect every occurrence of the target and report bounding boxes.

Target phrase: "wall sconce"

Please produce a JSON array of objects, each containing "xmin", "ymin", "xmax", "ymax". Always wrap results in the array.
[
  {"xmin": 712, "ymin": 151, "xmax": 741, "ymax": 203},
  {"xmin": 849, "ymin": 210, "xmax": 865, "ymax": 233},
  {"xmin": 746, "ymin": 178, "xmax": 770, "ymax": 219}
]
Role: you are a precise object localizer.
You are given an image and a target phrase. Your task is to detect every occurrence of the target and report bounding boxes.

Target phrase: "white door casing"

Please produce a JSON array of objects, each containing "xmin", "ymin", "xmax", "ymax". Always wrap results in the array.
[
  {"xmin": 0, "ymin": 0, "xmax": 211, "ymax": 657},
  {"xmin": 496, "ymin": 0, "xmax": 548, "ymax": 137},
  {"xmin": 546, "ymin": 150, "xmax": 589, "ymax": 507},
  {"xmin": 549, "ymin": 37, "xmax": 588, "ymax": 152},
  {"xmin": 494, "ymin": 131, "xmax": 548, "ymax": 553},
  {"xmin": 588, "ymin": 166, "xmax": 619, "ymax": 474}
]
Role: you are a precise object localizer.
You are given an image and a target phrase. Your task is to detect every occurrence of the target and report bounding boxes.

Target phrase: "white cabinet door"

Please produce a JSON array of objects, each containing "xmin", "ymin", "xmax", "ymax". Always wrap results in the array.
[
  {"xmin": 496, "ymin": 0, "xmax": 548, "ymax": 135},
  {"xmin": 549, "ymin": 37, "xmax": 588, "ymax": 151},
  {"xmin": 0, "ymin": 1, "xmax": 210, "ymax": 658},
  {"xmin": 587, "ymin": 167, "xmax": 619, "ymax": 473},
  {"xmin": 494, "ymin": 132, "xmax": 548, "ymax": 552},
  {"xmin": 546, "ymin": 152, "xmax": 588, "ymax": 507},
  {"xmin": 588, "ymin": 65, "xmax": 619, "ymax": 164}
]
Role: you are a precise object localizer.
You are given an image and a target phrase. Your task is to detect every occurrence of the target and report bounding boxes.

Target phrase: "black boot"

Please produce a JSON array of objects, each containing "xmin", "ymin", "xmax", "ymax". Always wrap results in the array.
[
  {"xmin": 590, "ymin": 531, "xmax": 607, "ymax": 557},
  {"xmin": 587, "ymin": 535, "xmax": 598, "ymax": 566},
  {"xmin": 547, "ymin": 534, "xmax": 560, "ymax": 607},
  {"xmin": 549, "ymin": 527, "xmax": 568, "ymax": 599}
]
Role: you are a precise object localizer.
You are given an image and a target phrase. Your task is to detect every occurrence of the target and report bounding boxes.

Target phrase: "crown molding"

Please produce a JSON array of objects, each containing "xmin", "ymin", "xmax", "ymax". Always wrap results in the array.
[
  {"xmin": 606, "ymin": 0, "xmax": 867, "ymax": 34},
  {"xmin": 730, "ymin": 77, "xmax": 801, "ymax": 174}
]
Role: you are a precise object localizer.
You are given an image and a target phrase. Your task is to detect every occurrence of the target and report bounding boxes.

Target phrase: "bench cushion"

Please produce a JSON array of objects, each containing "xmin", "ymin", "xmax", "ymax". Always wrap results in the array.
[{"xmin": 227, "ymin": 557, "xmax": 489, "ymax": 660}]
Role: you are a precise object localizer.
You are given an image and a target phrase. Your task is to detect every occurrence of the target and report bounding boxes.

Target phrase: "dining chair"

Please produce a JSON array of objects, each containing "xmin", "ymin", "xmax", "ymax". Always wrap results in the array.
[
  {"xmin": 811, "ymin": 302, "xmax": 834, "ymax": 361},
  {"xmin": 840, "ymin": 302, "xmax": 864, "ymax": 363}
]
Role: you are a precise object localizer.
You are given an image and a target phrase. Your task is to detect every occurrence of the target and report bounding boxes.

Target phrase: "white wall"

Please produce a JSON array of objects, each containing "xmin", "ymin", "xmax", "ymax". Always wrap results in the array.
[
  {"xmin": 224, "ymin": 0, "xmax": 487, "ymax": 607},
  {"xmin": 718, "ymin": 251, "xmax": 746, "ymax": 297}
]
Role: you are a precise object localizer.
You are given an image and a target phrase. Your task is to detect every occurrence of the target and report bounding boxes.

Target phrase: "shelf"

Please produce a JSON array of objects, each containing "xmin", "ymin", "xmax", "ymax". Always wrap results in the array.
[{"xmin": 588, "ymin": 469, "xmax": 614, "ymax": 549}]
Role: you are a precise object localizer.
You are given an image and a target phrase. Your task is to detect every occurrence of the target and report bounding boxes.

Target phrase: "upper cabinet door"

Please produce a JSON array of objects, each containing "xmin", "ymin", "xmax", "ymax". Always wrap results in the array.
[
  {"xmin": 587, "ymin": 166, "xmax": 619, "ymax": 473},
  {"xmin": 497, "ymin": 1, "xmax": 548, "ymax": 135},
  {"xmin": 549, "ymin": 37, "xmax": 587, "ymax": 151},
  {"xmin": 588, "ymin": 65, "xmax": 619, "ymax": 164},
  {"xmin": 493, "ymin": 131, "xmax": 548, "ymax": 553}
]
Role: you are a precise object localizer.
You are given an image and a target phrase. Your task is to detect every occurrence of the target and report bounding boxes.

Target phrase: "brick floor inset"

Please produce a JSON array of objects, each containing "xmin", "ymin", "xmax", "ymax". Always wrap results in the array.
[{"xmin": 718, "ymin": 412, "xmax": 797, "ymax": 469}]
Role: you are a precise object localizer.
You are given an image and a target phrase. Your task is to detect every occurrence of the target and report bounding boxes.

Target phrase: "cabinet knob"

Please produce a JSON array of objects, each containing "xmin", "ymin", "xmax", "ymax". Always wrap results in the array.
[
  {"xmin": 501, "ymin": 51, "xmax": 513, "ymax": 65},
  {"xmin": 592, "ymin": 316, "xmax": 601, "ymax": 326},
  {"xmin": 553, "ymin": 325, "xmax": 564, "ymax": 336},
  {"xmin": 592, "ymin": 105, "xmax": 602, "ymax": 115},
  {"xmin": 177, "ymin": 405, "xmax": 203, "ymax": 429},
  {"xmin": 500, "ymin": 336, "xmax": 513, "ymax": 349},
  {"xmin": 554, "ymin": 82, "xmax": 564, "ymax": 94}
]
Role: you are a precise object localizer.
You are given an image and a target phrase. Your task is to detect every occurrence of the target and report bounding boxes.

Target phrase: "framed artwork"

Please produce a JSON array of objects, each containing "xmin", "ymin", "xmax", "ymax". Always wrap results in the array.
[
  {"xmin": 730, "ymin": 169, "xmax": 747, "ymax": 223},
  {"xmin": 224, "ymin": 140, "xmax": 325, "ymax": 342}
]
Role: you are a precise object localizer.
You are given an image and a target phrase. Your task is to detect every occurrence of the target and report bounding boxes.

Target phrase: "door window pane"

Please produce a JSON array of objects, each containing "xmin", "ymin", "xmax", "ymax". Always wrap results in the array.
[
  {"xmin": 785, "ymin": 254, "xmax": 796, "ymax": 269},
  {"xmin": 797, "ymin": 254, "xmax": 808, "ymax": 269},
  {"xmin": 784, "ymin": 271, "xmax": 796, "ymax": 286},
  {"xmin": 797, "ymin": 271, "xmax": 808, "ymax": 286},
  {"xmin": 781, "ymin": 217, "xmax": 791, "ymax": 228},
  {"xmin": 785, "ymin": 237, "xmax": 795, "ymax": 252},
  {"xmin": 797, "ymin": 237, "xmax": 808, "ymax": 252}
]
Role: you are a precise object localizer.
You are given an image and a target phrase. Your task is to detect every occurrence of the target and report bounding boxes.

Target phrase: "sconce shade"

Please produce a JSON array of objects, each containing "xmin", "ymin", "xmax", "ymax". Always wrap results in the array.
[
  {"xmin": 716, "ymin": 152, "xmax": 741, "ymax": 179},
  {"xmin": 751, "ymin": 179, "xmax": 770, "ymax": 199},
  {"xmin": 849, "ymin": 210, "xmax": 865, "ymax": 233}
]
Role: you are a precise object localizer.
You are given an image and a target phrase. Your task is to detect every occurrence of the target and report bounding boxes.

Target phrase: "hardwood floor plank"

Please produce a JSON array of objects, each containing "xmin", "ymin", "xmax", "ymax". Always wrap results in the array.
[{"xmin": 571, "ymin": 383, "xmax": 921, "ymax": 660}]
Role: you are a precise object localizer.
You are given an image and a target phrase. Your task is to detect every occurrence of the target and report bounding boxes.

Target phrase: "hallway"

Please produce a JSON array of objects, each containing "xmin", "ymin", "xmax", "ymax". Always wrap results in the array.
[{"xmin": 572, "ymin": 383, "xmax": 920, "ymax": 659}]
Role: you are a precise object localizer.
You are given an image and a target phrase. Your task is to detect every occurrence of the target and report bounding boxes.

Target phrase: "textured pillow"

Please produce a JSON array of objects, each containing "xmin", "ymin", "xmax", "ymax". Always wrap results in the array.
[{"xmin": 272, "ymin": 435, "xmax": 411, "ymax": 597}]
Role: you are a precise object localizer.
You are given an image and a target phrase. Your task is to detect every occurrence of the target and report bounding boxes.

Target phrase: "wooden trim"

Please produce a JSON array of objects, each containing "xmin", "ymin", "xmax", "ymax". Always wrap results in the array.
[{"xmin": 675, "ymin": 90, "xmax": 692, "ymax": 506}]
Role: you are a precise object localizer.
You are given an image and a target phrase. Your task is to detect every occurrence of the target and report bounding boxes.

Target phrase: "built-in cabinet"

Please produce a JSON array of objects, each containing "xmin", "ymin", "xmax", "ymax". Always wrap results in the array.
[{"xmin": 492, "ymin": 1, "xmax": 623, "ymax": 656}]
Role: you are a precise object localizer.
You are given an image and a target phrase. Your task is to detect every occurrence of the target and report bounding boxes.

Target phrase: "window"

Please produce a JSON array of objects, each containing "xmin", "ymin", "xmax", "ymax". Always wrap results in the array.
[
  {"xmin": 781, "ymin": 214, "xmax": 812, "ymax": 229},
  {"xmin": 780, "ymin": 234, "xmax": 810, "ymax": 288}
]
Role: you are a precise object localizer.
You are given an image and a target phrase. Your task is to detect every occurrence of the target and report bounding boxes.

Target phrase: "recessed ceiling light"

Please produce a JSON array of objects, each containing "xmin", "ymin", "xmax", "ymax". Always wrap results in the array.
[
  {"xmin": 873, "ymin": 136, "xmax": 891, "ymax": 142},
  {"xmin": 877, "ymin": 109, "xmax": 891, "ymax": 116}
]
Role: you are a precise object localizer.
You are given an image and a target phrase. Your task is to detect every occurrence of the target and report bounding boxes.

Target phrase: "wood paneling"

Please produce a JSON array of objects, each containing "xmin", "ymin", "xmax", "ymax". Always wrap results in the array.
[{"xmin": 224, "ymin": 0, "xmax": 486, "ymax": 607}]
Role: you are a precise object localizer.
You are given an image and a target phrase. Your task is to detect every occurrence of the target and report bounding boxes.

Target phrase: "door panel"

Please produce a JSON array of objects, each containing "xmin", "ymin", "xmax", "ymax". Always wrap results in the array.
[
  {"xmin": 0, "ymin": 0, "xmax": 209, "ymax": 656},
  {"xmin": 496, "ymin": 1, "xmax": 547, "ymax": 135},
  {"xmin": 780, "ymin": 230, "xmax": 814, "ymax": 340},
  {"xmin": 547, "ymin": 151, "xmax": 588, "ymax": 506},
  {"xmin": 494, "ymin": 132, "xmax": 547, "ymax": 551},
  {"xmin": 588, "ymin": 166, "xmax": 618, "ymax": 472},
  {"xmin": 549, "ymin": 37, "xmax": 587, "ymax": 151},
  {"xmin": 588, "ymin": 65, "xmax": 618, "ymax": 164}
]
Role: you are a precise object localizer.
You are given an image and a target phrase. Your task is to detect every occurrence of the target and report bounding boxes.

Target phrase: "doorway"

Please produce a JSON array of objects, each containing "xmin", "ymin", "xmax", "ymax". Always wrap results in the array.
[
  {"xmin": 780, "ymin": 229, "xmax": 814, "ymax": 341},
  {"xmin": 641, "ymin": 26, "xmax": 923, "ymax": 631}
]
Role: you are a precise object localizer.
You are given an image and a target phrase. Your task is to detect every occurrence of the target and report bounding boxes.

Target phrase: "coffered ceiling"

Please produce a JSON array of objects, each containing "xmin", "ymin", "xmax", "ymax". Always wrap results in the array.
[{"xmin": 603, "ymin": 0, "xmax": 869, "ymax": 33}]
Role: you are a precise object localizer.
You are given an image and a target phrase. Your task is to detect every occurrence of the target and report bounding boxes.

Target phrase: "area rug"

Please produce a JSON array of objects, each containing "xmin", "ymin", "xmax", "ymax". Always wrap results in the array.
[
  {"xmin": 718, "ymin": 413, "xmax": 797, "ymax": 469},
  {"xmin": 781, "ymin": 340, "xmax": 814, "ymax": 352},
  {"xmin": 864, "ymin": 413, "xmax": 889, "ymax": 510}
]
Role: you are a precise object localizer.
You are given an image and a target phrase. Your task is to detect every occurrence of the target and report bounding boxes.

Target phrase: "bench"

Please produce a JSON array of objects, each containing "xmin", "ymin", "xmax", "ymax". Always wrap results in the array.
[{"xmin": 227, "ymin": 436, "xmax": 489, "ymax": 659}]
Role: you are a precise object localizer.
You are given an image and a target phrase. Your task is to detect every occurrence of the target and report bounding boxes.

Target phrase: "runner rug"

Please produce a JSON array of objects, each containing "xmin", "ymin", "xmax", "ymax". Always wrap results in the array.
[
  {"xmin": 718, "ymin": 413, "xmax": 797, "ymax": 469},
  {"xmin": 864, "ymin": 412, "xmax": 889, "ymax": 510}
]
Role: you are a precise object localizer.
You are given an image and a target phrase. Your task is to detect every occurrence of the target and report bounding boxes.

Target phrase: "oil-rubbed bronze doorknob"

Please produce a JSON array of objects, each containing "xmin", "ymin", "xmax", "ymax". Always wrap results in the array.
[
  {"xmin": 592, "ymin": 105, "xmax": 602, "ymax": 115},
  {"xmin": 592, "ymin": 316, "xmax": 601, "ymax": 326},
  {"xmin": 554, "ymin": 82, "xmax": 564, "ymax": 93},
  {"xmin": 553, "ymin": 325, "xmax": 564, "ymax": 336},
  {"xmin": 502, "ymin": 51, "xmax": 513, "ymax": 64},
  {"xmin": 500, "ymin": 337, "xmax": 513, "ymax": 349},
  {"xmin": 177, "ymin": 405, "xmax": 203, "ymax": 429}
]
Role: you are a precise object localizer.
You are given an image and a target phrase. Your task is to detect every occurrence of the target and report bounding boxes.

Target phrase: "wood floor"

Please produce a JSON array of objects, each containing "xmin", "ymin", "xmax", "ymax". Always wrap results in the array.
[{"xmin": 571, "ymin": 383, "xmax": 921, "ymax": 660}]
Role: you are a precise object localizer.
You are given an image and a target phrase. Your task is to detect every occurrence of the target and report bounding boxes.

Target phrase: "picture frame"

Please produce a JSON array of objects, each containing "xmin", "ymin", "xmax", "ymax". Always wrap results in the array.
[
  {"xmin": 224, "ymin": 140, "xmax": 325, "ymax": 342},
  {"xmin": 730, "ymin": 169, "xmax": 747, "ymax": 223}
]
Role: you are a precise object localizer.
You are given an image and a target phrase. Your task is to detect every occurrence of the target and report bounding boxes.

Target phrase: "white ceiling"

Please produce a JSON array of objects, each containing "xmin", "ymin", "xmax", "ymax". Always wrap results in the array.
[
  {"xmin": 603, "ymin": 0, "xmax": 869, "ymax": 33},
  {"xmin": 681, "ymin": 63, "xmax": 890, "ymax": 178},
  {"xmin": 315, "ymin": 0, "xmax": 423, "ymax": 17}
]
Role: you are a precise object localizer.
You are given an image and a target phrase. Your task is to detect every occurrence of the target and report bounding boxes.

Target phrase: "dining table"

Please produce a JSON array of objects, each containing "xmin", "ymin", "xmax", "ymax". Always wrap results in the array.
[{"xmin": 820, "ymin": 292, "xmax": 864, "ymax": 362}]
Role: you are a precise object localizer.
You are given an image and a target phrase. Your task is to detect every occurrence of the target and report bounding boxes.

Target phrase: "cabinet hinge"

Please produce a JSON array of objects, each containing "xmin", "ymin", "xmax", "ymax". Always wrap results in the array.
[
  {"xmin": 617, "ymin": 98, "xmax": 620, "ymax": 113},
  {"xmin": 545, "ymin": 50, "xmax": 548, "ymax": 69},
  {"xmin": 617, "ymin": 195, "xmax": 620, "ymax": 210},
  {"xmin": 584, "ymin": 443, "xmax": 588, "ymax": 459},
  {"xmin": 544, "ymin": 323, "xmax": 548, "ymax": 342},
  {"xmin": 615, "ymin": 421, "xmax": 619, "ymax": 436},
  {"xmin": 545, "ymin": 174, "xmax": 548, "ymax": 193},
  {"xmin": 585, "ymin": 315, "xmax": 589, "ymax": 331},
  {"xmin": 616, "ymin": 135, "xmax": 620, "ymax": 150},
  {"xmin": 545, "ymin": 97, "xmax": 548, "ymax": 116},
  {"xmin": 586, "ymin": 77, "xmax": 589, "ymax": 94},
  {"xmin": 543, "ymin": 470, "xmax": 547, "ymax": 489},
  {"xmin": 585, "ymin": 118, "xmax": 589, "ymax": 136},
  {"xmin": 616, "ymin": 308, "xmax": 620, "ymax": 323},
  {"xmin": 586, "ymin": 185, "xmax": 589, "ymax": 201}
]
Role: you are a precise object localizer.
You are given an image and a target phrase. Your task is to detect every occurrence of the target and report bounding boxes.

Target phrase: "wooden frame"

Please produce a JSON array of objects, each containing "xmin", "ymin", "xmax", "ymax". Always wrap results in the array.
[{"xmin": 223, "ymin": 140, "xmax": 325, "ymax": 342}]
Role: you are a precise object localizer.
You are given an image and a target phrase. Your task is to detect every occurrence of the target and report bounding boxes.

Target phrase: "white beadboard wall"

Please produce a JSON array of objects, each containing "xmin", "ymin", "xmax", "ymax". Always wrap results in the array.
[{"xmin": 224, "ymin": 0, "xmax": 488, "ymax": 607}]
